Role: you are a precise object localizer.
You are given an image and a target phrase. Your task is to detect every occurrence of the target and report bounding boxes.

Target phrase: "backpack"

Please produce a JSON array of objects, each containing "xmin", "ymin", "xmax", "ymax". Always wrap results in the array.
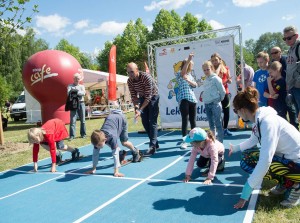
[
  {"xmin": 296, "ymin": 42, "xmax": 300, "ymax": 62},
  {"xmin": 65, "ymin": 91, "xmax": 79, "ymax": 111}
]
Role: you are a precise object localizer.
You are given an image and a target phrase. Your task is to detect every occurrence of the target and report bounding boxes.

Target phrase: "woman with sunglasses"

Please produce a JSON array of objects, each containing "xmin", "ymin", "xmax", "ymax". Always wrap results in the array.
[{"xmin": 229, "ymin": 86, "xmax": 300, "ymax": 209}]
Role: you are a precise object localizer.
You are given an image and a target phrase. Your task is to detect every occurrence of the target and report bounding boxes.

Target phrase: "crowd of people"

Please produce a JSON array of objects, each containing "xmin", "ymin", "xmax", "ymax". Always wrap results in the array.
[{"xmin": 25, "ymin": 25, "xmax": 300, "ymax": 210}]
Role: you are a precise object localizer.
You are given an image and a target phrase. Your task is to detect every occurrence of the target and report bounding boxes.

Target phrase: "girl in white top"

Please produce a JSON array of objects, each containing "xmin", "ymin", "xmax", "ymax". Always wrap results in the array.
[{"xmin": 229, "ymin": 86, "xmax": 300, "ymax": 209}]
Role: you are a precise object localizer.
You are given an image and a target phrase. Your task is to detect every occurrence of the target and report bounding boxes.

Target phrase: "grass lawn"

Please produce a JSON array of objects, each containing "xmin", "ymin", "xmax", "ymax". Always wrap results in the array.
[{"xmin": 1, "ymin": 111, "xmax": 299, "ymax": 222}]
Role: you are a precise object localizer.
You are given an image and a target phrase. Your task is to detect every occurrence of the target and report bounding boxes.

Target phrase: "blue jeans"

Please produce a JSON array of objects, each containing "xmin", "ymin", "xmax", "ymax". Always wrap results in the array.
[
  {"xmin": 69, "ymin": 102, "xmax": 86, "ymax": 138},
  {"xmin": 291, "ymin": 87, "xmax": 300, "ymax": 118},
  {"xmin": 140, "ymin": 95, "xmax": 160, "ymax": 148},
  {"xmin": 205, "ymin": 101, "xmax": 223, "ymax": 142}
]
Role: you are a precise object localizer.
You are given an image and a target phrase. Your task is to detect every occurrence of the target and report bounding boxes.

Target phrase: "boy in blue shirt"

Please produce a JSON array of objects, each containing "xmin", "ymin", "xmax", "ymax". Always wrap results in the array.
[{"xmin": 253, "ymin": 51, "xmax": 269, "ymax": 107}]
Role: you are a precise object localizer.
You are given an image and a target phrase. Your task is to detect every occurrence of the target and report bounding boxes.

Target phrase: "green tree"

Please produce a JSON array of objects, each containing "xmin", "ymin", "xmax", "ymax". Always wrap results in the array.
[
  {"xmin": 55, "ymin": 39, "xmax": 96, "ymax": 69},
  {"xmin": 0, "ymin": 0, "xmax": 38, "ymax": 51},
  {"xmin": 253, "ymin": 32, "xmax": 288, "ymax": 57},
  {"xmin": 150, "ymin": 9, "xmax": 184, "ymax": 42},
  {"xmin": 97, "ymin": 40, "xmax": 113, "ymax": 72},
  {"xmin": 182, "ymin": 12, "xmax": 198, "ymax": 35},
  {"xmin": 0, "ymin": 73, "xmax": 12, "ymax": 107}
]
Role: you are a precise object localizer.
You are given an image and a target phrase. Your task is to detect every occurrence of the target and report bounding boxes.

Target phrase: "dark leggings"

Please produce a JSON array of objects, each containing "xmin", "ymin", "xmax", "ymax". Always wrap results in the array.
[
  {"xmin": 221, "ymin": 94, "xmax": 230, "ymax": 129},
  {"xmin": 179, "ymin": 99, "xmax": 196, "ymax": 137},
  {"xmin": 241, "ymin": 149, "xmax": 300, "ymax": 189}
]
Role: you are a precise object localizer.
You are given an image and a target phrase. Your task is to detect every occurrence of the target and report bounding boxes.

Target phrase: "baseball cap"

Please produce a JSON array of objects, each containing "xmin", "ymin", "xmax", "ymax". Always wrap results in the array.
[{"xmin": 183, "ymin": 127, "xmax": 207, "ymax": 143}]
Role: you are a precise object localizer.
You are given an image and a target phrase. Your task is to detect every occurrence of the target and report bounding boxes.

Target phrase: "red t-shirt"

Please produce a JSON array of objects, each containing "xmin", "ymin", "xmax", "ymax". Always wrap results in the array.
[{"xmin": 219, "ymin": 66, "xmax": 230, "ymax": 94}]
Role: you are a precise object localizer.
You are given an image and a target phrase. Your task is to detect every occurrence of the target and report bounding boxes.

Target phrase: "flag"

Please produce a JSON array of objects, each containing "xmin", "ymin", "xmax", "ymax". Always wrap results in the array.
[{"xmin": 108, "ymin": 45, "xmax": 117, "ymax": 103}]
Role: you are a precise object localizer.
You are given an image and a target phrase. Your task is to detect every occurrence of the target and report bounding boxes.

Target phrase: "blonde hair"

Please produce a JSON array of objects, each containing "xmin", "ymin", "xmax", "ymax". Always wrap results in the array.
[
  {"xmin": 268, "ymin": 61, "xmax": 282, "ymax": 72},
  {"xmin": 256, "ymin": 51, "xmax": 269, "ymax": 62},
  {"xmin": 211, "ymin": 52, "xmax": 227, "ymax": 74},
  {"xmin": 28, "ymin": 128, "xmax": 44, "ymax": 144},
  {"xmin": 91, "ymin": 130, "xmax": 106, "ymax": 146},
  {"xmin": 202, "ymin": 60, "xmax": 214, "ymax": 70}
]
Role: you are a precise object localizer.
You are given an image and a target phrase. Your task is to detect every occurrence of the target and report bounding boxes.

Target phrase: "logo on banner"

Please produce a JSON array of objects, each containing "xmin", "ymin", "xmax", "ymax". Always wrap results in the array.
[
  {"xmin": 215, "ymin": 39, "xmax": 230, "ymax": 45},
  {"xmin": 159, "ymin": 49, "xmax": 167, "ymax": 56},
  {"xmin": 30, "ymin": 64, "xmax": 58, "ymax": 86}
]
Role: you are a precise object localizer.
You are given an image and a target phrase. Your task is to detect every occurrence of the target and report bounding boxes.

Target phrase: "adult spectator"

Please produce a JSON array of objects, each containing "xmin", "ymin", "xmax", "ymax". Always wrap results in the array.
[
  {"xmin": 127, "ymin": 62, "xmax": 159, "ymax": 155},
  {"xmin": 176, "ymin": 53, "xmax": 198, "ymax": 150},
  {"xmin": 283, "ymin": 25, "xmax": 300, "ymax": 130},
  {"xmin": 271, "ymin": 46, "xmax": 298, "ymax": 128},
  {"xmin": 236, "ymin": 61, "xmax": 254, "ymax": 89},
  {"xmin": 67, "ymin": 73, "xmax": 86, "ymax": 140}
]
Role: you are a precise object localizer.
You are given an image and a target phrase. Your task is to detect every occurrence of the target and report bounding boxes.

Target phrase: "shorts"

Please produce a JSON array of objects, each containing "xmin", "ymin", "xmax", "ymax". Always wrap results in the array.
[
  {"xmin": 120, "ymin": 116, "xmax": 129, "ymax": 142},
  {"xmin": 41, "ymin": 140, "xmax": 65, "ymax": 150}
]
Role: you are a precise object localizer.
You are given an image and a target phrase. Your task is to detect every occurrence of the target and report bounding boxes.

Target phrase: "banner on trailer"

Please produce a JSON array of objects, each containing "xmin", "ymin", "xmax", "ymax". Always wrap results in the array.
[
  {"xmin": 155, "ymin": 36, "xmax": 238, "ymax": 128},
  {"xmin": 108, "ymin": 45, "xmax": 117, "ymax": 102}
]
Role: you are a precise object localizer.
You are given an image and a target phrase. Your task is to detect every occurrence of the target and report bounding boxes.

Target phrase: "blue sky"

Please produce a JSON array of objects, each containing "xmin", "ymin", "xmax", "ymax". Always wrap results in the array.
[{"xmin": 24, "ymin": 0, "xmax": 300, "ymax": 55}]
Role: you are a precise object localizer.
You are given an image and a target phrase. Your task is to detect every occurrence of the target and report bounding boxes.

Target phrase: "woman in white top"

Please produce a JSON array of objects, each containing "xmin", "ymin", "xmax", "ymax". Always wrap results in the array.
[{"xmin": 229, "ymin": 86, "xmax": 300, "ymax": 209}]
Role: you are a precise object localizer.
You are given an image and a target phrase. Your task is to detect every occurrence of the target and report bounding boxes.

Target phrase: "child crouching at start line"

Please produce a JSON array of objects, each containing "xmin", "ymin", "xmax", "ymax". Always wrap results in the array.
[
  {"xmin": 85, "ymin": 110, "xmax": 141, "ymax": 177},
  {"xmin": 27, "ymin": 118, "xmax": 80, "ymax": 173},
  {"xmin": 183, "ymin": 127, "xmax": 225, "ymax": 184}
]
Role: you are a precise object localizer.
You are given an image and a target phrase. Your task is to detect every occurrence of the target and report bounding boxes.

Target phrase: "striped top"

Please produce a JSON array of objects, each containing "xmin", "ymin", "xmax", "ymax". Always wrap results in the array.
[
  {"xmin": 127, "ymin": 72, "xmax": 158, "ymax": 104},
  {"xmin": 176, "ymin": 72, "xmax": 197, "ymax": 104}
]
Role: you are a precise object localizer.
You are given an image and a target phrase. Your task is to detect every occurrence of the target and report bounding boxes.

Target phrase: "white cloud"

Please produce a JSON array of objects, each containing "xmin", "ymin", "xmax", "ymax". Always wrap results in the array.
[
  {"xmin": 208, "ymin": 20, "xmax": 225, "ymax": 30},
  {"xmin": 144, "ymin": 0, "xmax": 193, "ymax": 11},
  {"xmin": 205, "ymin": 1, "xmax": 214, "ymax": 8},
  {"xmin": 216, "ymin": 9, "xmax": 225, "ymax": 14},
  {"xmin": 245, "ymin": 22, "xmax": 252, "ymax": 27},
  {"xmin": 74, "ymin": 20, "xmax": 89, "ymax": 29},
  {"xmin": 195, "ymin": 14, "xmax": 203, "ymax": 20},
  {"xmin": 232, "ymin": 0, "xmax": 274, "ymax": 8},
  {"xmin": 85, "ymin": 21, "xmax": 127, "ymax": 35},
  {"xmin": 282, "ymin": 14, "xmax": 296, "ymax": 21},
  {"xmin": 35, "ymin": 14, "xmax": 70, "ymax": 32}
]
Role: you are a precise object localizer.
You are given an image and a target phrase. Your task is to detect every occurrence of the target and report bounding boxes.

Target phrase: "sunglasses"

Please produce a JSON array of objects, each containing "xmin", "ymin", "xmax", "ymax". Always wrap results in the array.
[
  {"xmin": 283, "ymin": 34, "xmax": 296, "ymax": 41},
  {"xmin": 233, "ymin": 108, "xmax": 238, "ymax": 114},
  {"xmin": 271, "ymin": 51, "xmax": 279, "ymax": 55}
]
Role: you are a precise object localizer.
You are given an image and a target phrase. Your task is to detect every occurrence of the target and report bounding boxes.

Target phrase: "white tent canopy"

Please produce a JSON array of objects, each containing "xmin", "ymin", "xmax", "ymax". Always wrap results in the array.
[
  {"xmin": 82, "ymin": 69, "xmax": 129, "ymax": 90},
  {"xmin": 26, "ymin": 69, "xmax": 130, "ymax": 123}
]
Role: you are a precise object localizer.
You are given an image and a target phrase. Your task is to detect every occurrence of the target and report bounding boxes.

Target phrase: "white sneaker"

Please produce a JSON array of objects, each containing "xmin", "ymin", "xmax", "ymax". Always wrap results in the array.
[
  {"xmin": 280, "ymin": 187, "xmax": 300, "ymax": 208},
  {"xmin": 180, "ymin": 142, "xmax": 188, "ymax": 150}
]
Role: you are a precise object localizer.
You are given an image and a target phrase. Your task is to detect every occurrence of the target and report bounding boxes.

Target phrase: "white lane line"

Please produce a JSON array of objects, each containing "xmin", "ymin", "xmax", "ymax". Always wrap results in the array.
[
  {"xmin": 243, "ymin": 189, "xmax": 260, "ymax": 223},
  {"xmin": 0, "ymin": 131, "xmax": 175, "ymax": 200},
  {"xmin": 73, "ymin": 150, "xmax": 191, "ymax": 223},
  {"xmin": 8, "ymin": 169, "xmax": 245, "ymax": 188}
]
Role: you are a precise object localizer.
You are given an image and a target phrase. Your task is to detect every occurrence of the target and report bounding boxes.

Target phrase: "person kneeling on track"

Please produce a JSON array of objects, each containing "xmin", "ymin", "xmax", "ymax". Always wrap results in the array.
[{"xmin": 27, "ymin": 118, "xmax": 80, "ymax": 173}]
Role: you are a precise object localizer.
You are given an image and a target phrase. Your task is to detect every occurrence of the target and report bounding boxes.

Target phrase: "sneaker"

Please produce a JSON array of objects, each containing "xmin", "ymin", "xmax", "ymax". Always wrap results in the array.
[
  {"xmin": 81, "ymin": 135, "xmax": 86, "ymax": 139},
  {"xmin": 119, "ymin": 150, "xmax": 127, "ymax": 163},
  {"xmin": 280, "ymin": 187, "xmax": 300, "ymax": 208},
  {"xmin": 56, "ymin": 151, "xmax": 62, "ymax": 163},
  {"xmin": 217, "ymin": 157, "xmax": 225, "ymax": 172},
  {"xmin": 72, "ymin": 148, "xmax": 80, "ymax": 161},
  {"xmin": 180, "ymin": 142, "xmax": 188, "ymax": 150},
  {"xmin": 146, "ymin": 147, "xmax": 156, "ymax": 155},
  {"xmin": 156, "ymin": 141, "xmax": 159, "ymax": 149},
  {"xmin": 224, "ymin": 129, "xmax": 233, "ymax": 136},
  {"xmin": 68, "ymin": 137, "xmax": 74, "ymax": 141},
  {"xmin": 132, "ymin": 149, "xmax": 141, "ymax": 162},
  {"xmin": 270, "ymin": 184, "xmax": 287, "ymax": 195}
]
